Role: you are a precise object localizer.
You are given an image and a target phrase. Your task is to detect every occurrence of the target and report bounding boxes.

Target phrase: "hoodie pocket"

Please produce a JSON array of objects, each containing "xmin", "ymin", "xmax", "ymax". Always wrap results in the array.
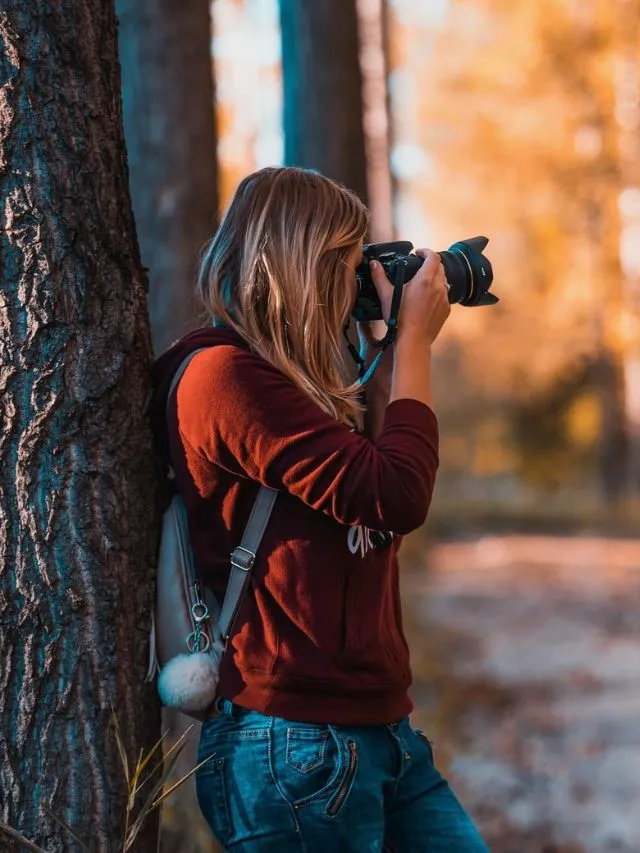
[{"xmin": 341, "ymin": 568, "xmax": 409, "ymax": 678}]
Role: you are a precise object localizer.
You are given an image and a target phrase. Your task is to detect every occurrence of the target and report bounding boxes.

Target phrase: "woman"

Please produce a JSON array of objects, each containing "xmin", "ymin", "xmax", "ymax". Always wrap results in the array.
[{"xmin": 150, "ymin": 166, "xmax": 489, "ymax": 852}]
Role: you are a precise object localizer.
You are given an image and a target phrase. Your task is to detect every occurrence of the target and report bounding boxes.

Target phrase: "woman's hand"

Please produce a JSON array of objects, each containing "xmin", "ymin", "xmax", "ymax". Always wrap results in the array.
[{"xmin": 368, "ymin": 249, "xmax": 451, "ymax": 345}]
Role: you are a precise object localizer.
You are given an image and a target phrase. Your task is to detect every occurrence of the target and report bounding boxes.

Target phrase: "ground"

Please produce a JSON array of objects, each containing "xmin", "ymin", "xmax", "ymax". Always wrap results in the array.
[{"xmin": 404, "ymin": 534, "xmax": 640, "ymax": 853}]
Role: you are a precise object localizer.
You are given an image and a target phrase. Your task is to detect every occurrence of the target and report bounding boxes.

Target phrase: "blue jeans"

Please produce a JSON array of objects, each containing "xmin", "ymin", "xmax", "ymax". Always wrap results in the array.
[{"xmin": 195, "ymin": 698, "xmax": 489, "ymax": 852}]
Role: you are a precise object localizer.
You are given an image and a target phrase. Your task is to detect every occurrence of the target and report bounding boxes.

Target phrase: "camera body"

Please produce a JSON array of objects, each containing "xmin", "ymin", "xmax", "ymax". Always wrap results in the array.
[{"xmin": 353, "ymin": 236, "xmax": 496, "ymax": 323}]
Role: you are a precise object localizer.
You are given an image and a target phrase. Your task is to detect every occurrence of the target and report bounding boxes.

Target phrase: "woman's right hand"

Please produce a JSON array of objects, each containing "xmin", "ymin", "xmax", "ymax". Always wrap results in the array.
[{"xmin": 369, "ymin": 249, "xmax": 451, "ymax": 345}]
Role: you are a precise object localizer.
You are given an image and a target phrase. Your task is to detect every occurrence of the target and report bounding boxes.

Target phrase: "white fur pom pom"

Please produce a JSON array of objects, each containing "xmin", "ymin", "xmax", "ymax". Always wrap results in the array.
[{"xmin": 157, "ymin": 650, "xmax": 220, "ymax": 712}]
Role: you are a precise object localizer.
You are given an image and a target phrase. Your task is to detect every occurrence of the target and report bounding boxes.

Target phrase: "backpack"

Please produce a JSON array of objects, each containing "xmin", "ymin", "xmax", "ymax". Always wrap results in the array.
[{"xmin": 145, "ymin": 347, "xmax": 278, "ymax": 718}]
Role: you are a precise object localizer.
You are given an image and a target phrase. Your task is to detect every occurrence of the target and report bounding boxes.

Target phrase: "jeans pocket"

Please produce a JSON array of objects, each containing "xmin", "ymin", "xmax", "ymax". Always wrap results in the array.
[
  {"xmin": 272, "ymin": 722, "xmax": 342, "ymax": 808},
  {"xmin": 286, "ymin": 726, "xmax": 330, "ymax": 773}
]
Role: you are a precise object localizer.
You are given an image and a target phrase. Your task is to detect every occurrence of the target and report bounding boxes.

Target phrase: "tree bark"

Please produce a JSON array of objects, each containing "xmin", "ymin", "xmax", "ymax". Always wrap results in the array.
[
  {"xmin": 279, "ymin": 0, "xmax": 369, "ymax": 205},
  {"xmin": 116, "ymin": 0, "xmax": 219, "ymax": 354},
  {"xmin": 0, "ymin": 3, "xmax": 161, "ymax": 851}
]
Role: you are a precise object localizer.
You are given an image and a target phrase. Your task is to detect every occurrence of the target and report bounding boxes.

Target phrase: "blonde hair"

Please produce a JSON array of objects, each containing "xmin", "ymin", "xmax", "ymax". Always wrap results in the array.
[{"xmin": 196, "ymin": 166, "xmax": 370, "ymax": 431}]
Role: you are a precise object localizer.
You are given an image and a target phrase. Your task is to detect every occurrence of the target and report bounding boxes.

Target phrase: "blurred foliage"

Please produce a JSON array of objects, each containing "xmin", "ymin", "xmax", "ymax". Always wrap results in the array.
[{"xmin": 389, "ymin": 0, "xmax": 640, "ymax": 504}]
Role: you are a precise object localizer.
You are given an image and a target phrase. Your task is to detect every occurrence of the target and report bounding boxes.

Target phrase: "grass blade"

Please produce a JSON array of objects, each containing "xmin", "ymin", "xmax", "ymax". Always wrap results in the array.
[
  {"xmin": 111, "ymin": 708, "xmax": 129, "ymax": 785},
  {"xmin": 150, "ymin": 751, "xmax": 216, "ymax": 810},
  {"xmin": 134, "ymin": 723, "xmax": 195, "ymax": 798},
  {"xmin": 0, "ymin": 821, "xmax": 49, "ymax": 853},
  {"xmin": 128, "ymin": 728, "xmax": 171, "ymax": 798},
  {"xmin": 41, "ymin": 801, "xmax": 91, "ymax": 852},
  {"xmin": 124, "ymin": 746, "xmax": 186, "ymax": 849}
]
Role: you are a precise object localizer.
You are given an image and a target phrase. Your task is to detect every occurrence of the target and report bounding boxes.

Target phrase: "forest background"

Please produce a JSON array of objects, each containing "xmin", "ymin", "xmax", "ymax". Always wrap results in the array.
[{"xmin": 1, "ymin": 0, "xmax": 640, "ymax": 852}]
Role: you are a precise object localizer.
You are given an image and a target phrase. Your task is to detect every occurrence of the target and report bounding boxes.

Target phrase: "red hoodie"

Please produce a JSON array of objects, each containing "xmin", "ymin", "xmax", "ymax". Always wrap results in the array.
[{"xmin": 149, "ymin": 326, "xmax": 439, "ymax": 725}]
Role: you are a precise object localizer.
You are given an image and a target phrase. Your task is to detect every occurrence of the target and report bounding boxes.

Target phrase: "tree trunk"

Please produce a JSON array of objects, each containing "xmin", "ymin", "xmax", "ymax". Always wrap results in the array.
[
  {"xmin": 116, "ymin": 0, "xmax": 219, "ymax": 354},
  {"xmin": 592, "ymin": 351, "xmax": 630, "ymax": 503},
  {"xmin": 357, "ymin": 0, "xmax": 394, "ymax": 241},
  {"xmin": 0, "ymin": 3, "xmax": 161, "ymax": 851},
  {"xmin": 279, "ymin": 0, "xmax": 369, "ymax": 205}
]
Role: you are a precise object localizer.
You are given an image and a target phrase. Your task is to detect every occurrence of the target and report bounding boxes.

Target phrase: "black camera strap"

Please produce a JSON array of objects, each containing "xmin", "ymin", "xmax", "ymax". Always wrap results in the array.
[{"xmin": 344, "ymin": 259, "xmax": 409, "ymax": 386}]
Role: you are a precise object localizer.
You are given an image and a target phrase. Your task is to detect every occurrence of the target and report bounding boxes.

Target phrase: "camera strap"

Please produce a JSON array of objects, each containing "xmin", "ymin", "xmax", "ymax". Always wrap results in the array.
[{"xmin": 344, "ymin": 259, "xmax": 409, "ymax": 386}]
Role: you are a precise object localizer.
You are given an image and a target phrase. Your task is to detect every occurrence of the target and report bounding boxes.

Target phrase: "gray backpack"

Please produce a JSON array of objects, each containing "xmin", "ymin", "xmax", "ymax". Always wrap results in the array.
[{"xmin": 145, "ymin": 348, "xmax": 278, "ymax": 718}]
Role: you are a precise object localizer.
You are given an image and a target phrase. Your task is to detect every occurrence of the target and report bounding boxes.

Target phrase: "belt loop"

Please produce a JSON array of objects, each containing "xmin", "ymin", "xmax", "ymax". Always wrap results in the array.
[{"xmin": 214, "ymin": 696, "xmax": 228, "ymax": 716}]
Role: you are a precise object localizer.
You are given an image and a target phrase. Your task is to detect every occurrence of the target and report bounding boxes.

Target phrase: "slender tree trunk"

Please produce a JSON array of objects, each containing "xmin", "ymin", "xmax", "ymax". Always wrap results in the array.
[
  {"xmin": 592, "ymin": 351, "xmax": 629, "ymax": 503},
  {"xmin": 357, "ymin": 0, "xmax": 394, "ymax": 241},
  {"xmin": 0, "ymin": 3, "xmax": 161, "ymax": 851},
  {"xmin": 279, "ymin": 0, "xmax": 369, "ymax": 205},
  {"xmin": 116, "ymin": 0, "xmax": 219, "ymax": 354}
]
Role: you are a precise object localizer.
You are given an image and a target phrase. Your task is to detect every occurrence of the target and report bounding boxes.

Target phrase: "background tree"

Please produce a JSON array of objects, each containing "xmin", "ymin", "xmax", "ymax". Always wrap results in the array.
[
  {"xmin": 116, "ymin": 3, "xmax": 222, "ymax": 849},
  {"xmin": 279, "ymin": 0, "xmax": 369, "ymax": 205},
  {"xmin": 357, "ymin": 0, "xmax": 395, "ymax": 241},
  {"xmin": 117, "ymin": 0, "xmax": 219, "ymax": 353},
  {"xmin": 0, "ymin": 2, "xmax": 161, "ymax": 850}
]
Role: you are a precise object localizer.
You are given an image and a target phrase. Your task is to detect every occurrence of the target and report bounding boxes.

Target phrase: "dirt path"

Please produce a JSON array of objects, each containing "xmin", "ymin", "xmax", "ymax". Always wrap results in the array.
[{"xmin": 404, "ymin": 535, "xmax": 640, "ymax": 853}]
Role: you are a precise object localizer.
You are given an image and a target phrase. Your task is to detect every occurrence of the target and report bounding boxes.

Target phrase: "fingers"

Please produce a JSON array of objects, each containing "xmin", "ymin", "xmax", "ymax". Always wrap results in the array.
[
  {"xmin": 369, "ymin": 260, "xmax": 394, "ymax": 324},
  {"xmin": 414, "ymin": 249, "xmax": 441, "ymax": 281},
  {"xmin": 369, "ymin": 259, "xmax": 389, "ymax": 286},
  {"xmin": 434, "ymin": 262, "xmax": 450, "ymax": 293}
]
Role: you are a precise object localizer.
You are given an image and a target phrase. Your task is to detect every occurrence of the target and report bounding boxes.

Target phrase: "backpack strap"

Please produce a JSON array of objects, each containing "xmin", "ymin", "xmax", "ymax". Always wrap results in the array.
[
  {"xmin": 165, "ymin": 346, "xmax": 212, "ymax": 428},
  {"xmin": 220, "ymin": 484, "xmax": 278, "ymax": 642},
  {"xmin": 166, "ymin": 346, "xmax": 279, "ymax": 647}
]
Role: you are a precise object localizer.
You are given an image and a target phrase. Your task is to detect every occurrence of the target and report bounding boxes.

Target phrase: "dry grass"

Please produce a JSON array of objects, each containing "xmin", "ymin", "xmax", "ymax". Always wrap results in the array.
[{"xmin": 0, "ymin": 710, "xmax": 215, "ymax": 853}]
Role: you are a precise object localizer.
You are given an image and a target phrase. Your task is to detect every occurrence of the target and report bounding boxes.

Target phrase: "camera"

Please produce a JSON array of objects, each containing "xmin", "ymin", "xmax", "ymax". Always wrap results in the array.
[{"xmin": 353, "ymin": 236, "xmax": 497, "ymax": 323}]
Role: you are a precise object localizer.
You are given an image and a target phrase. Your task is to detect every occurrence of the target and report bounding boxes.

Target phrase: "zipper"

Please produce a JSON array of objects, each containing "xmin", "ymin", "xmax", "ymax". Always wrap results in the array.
[{"xmin": 326, "ymin": 740, "xmax": 358, "ymax": 817}]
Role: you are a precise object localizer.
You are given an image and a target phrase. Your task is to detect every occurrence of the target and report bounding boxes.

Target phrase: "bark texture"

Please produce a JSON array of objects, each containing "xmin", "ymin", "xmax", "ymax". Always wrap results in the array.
[
  {"xmin": 279, "ymin": 0, "xmax": 369, "ymax": 205},
  {"xmin": 117, "ymin": 0, "xmax": 219, "ymax": 354},
  {"xmin": 0, "ymin": 3, "xmax": 161, "ymax": 850}
]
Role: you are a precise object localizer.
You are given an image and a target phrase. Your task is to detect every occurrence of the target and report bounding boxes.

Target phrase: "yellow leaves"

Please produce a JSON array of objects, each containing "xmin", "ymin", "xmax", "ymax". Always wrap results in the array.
[
  {"xmin": 471, "ymin": 418, "xmax": 518, "ymax": 476},
  {"xmin": 439, "ymin": 434, "xmax": 470, "ymax": 473},
  {"xmin": 564, "ymin": 392, "xmax": 602, "ymax": 448}
]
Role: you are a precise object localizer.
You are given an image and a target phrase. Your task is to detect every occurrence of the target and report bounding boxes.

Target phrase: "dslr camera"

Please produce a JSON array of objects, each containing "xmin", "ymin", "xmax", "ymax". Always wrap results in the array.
[{"xmin": 353, "ymin": 236, "xmax": 497, "ymax": 323}]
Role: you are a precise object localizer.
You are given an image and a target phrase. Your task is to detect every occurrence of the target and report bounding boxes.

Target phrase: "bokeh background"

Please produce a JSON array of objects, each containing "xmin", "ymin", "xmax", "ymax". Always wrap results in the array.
[{"xmin": 117, "ymin": 1, "xmax": 640, "ymax": 850}]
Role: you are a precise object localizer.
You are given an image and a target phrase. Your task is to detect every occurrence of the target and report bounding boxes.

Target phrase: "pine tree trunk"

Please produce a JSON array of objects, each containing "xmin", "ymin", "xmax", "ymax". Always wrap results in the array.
[
  {"xmin": 117, "ymin": 0, "xmax": 219, "ymax": 354},
  {"xmin": 279, "ymin": 0, "xmax": 369, "ymax": 204},
  {"xmin": 0, "ymin": 3, "xmax": 161, "ymax": 851}
]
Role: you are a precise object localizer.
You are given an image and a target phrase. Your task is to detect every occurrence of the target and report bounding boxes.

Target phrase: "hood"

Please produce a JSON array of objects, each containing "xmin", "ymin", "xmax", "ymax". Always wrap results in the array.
[{"xmin": 148, "ymin": 325, "xmax": 251, "ymax": 468}]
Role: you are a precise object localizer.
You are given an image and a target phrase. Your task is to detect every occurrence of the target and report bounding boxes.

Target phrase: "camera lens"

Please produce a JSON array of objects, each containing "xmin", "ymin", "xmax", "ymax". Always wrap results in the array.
[
  {"xmin": 439, "ymin": 237, "xmax": 496, "ymax": 307},
  {"xmin": 353, "ymin": 236, "xmax": 497, "ymax": 324}
]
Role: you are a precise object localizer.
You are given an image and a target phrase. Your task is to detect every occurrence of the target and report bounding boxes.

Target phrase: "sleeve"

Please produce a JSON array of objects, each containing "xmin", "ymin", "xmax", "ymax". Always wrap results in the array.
[{"xmin": 176, "ymin": 346, "xmax": 439, "ymax": 536}]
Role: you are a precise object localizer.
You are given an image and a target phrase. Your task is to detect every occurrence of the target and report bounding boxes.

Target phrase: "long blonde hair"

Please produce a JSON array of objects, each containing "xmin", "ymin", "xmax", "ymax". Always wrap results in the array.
[{"xmin": 196, "ymin": 166, "xmax": 370, "ymax": 431}]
